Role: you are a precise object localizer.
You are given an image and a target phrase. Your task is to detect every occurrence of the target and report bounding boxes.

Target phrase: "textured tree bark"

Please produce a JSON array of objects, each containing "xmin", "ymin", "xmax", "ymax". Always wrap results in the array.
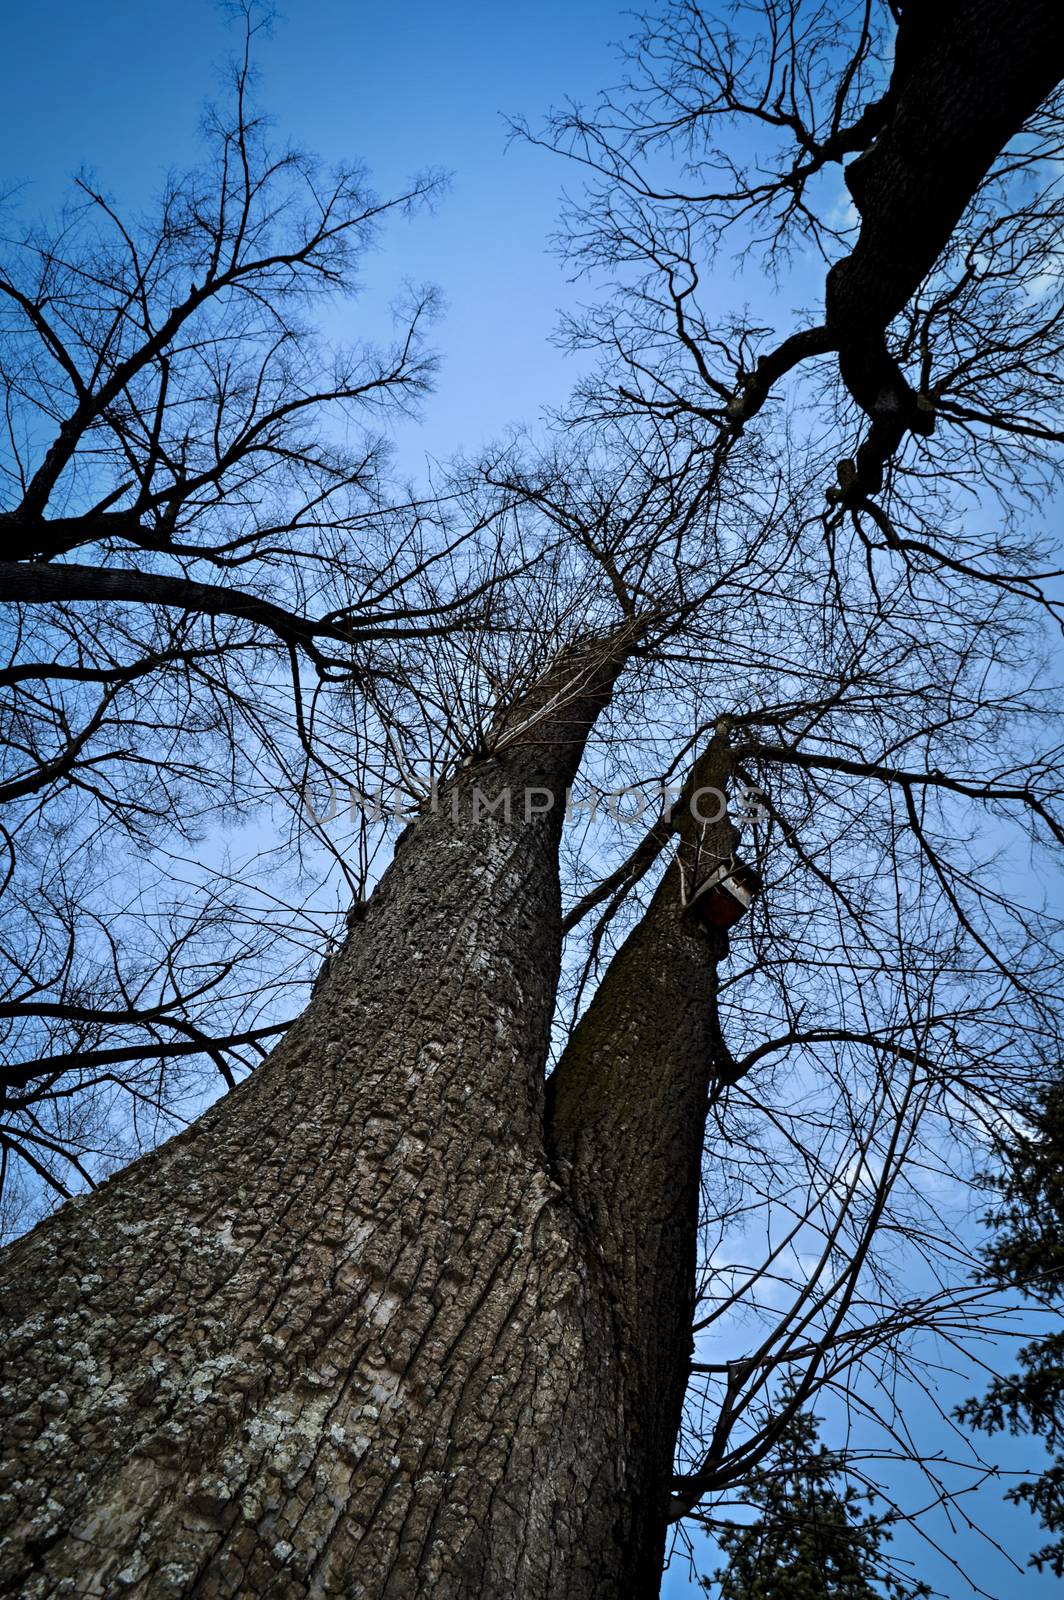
[
  {"xmin": 0, "ymin": 632, "xmax": 651, "ymax": 1600},
  {"xmin": 546, "ymin": 725, "xmax": 738, "ymax": 1597}
]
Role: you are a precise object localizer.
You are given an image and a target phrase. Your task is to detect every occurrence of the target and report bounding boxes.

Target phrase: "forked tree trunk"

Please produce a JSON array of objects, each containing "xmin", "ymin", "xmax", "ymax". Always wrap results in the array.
[
  {"xmin": 1, "ymin": 636, "xmax": 741, "ymax": 1599},
  {"xmin": 0, "ymin": 633, "xmax": 652, "ymax": 1600}
]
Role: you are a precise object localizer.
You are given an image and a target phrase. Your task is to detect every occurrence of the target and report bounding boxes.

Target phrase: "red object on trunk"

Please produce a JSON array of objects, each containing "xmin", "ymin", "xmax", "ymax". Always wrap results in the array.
[{"xmin": 689, "ymin": 860, "xmax": 762, "ymax": 931}]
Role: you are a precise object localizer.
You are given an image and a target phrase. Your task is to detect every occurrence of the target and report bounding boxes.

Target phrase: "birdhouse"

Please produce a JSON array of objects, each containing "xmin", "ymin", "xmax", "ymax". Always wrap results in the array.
[{"xmin": 688, "ymin": 859, "xmax": 762, "ymax": 931}]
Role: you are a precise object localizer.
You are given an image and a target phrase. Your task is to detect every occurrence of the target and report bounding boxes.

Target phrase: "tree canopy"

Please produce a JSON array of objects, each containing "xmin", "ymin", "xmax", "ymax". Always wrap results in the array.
[{"xmin": 1, "ymin": 3, "xmax": 1064, "ymax": 1596}]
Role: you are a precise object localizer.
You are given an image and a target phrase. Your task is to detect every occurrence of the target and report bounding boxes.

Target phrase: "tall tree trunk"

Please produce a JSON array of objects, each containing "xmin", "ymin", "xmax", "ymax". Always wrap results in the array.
[
  {"xmin": 0, "ymin": 631, "xmax": 650, "ymax": 1600},
  {"xmin": 546, "ymin": 724, "xmax": 739, "ymax": 1594}
]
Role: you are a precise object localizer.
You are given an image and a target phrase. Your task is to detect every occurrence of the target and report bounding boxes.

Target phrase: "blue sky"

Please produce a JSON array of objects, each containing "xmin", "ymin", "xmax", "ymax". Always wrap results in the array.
[
  {"xmin": 4, "ymin": 0, "xmax": 628, "ymax": 468},
  {"xmin": 2, "ymin": 5, "xmax": 1058, "ymax": 1596}
]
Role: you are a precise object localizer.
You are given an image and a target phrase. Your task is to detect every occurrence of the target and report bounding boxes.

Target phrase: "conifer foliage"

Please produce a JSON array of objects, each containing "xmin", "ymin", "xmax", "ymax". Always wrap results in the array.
[
  {"xmin": 703, "ymin": 1402, "xmax": 929, "ymax": 1600},
  {"xmin": 958, "ymin": 1082, "xmax": 1064, "ymax": 1576}
]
